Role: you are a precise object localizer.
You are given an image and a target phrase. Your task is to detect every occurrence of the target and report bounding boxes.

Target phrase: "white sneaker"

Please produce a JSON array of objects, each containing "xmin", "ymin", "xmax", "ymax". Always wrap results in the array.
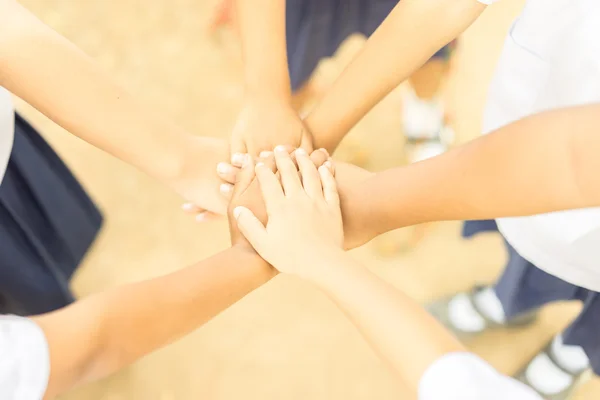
[{"xmin": 402, "ymin": 89, "xmax": 453, "ymax": 163}]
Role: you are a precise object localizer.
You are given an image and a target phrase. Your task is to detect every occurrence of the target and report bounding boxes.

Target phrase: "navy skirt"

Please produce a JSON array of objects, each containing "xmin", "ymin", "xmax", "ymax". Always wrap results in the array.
[
  {"xmin": 0, "ymin": 114, "xmax": 102, "ymax": 316},
  {"xmin": 464, "ymin": 220, "xmax": 600, "ymax": 374},
  {"xmin": 286, "ymin": 0, "xmax": 455, "ymax": 90}
]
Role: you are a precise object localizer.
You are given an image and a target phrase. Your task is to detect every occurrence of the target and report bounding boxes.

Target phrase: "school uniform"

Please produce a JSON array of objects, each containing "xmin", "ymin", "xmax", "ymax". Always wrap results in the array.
[
  {"xmin": 461, "ymin": 0, "xmax": 600, "ymax": 381},
  {"xmin": 285, "ymin": 0, "xmax": 456, "ymax": 91},
  {"xmin": 0, "ymin": 88, "xmax": 102, "ymax": 316},
  {"xmin": 484, "ymin": 0, "xmax": 600, "ymax": 291}
]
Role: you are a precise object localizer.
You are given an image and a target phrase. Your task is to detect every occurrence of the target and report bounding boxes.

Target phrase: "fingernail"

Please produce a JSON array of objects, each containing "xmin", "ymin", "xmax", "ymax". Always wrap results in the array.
[
  {"xmin": 255, "ymin": 162, "xmax": 265, "ymax": 168},
  {"xmin": 274, "ymin": 145, "xmax": 287, "ymax": 153},
  {"xmin": 295, "ymin": 148, "xmax": 307, "ymax": 156},
  {"xmin": 182, "ymin": 203, "xmax": 194, "ymax": 211},
  {"xmin": 195, "ymin": 213, "xmax": 206, "ymax": 222},
  {"xmin": 319, "ymin": 148, "xmax": 330, "ymax": 157},
  {"xmin": 233, "ymin": 206, "xmax": 243, "ymax": 219},
  {"xmin": 216, "ymin": 162, "xmax": 230, "ymax": 175},
  {"xmin": 231, "ymin": 153, "xmax": 246, "ymax": 166},
  {"xmin": 324, "ymin": 161, "xmax": 333, "ymax": 170},
  {"xmin": 220, "ymin": 183, "xmax": 232, "ymax": 194},
  {"xmin": 259, "ymin": 151, "xmax": 273, "ymax": 158},
  {"xmin": 241, "ymin": 154, "xmax": 251, "ymax": 168}
]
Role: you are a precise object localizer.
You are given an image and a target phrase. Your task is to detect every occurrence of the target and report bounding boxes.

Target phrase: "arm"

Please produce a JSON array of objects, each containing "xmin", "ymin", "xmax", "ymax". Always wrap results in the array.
[
  {"xmin": 304, "ymin": 0, "xmax": 487, "ymax": 152},
  {"xmin": 341, "ymin": 104, "xmax": 600, "ymax": 243},
  {"xmin": 32, "ymin": 150, "xmax": 285, "ymax": 399},
  {"xmin": 231, "ymin": 148, "xmax": 462, "ymax": 395},
  {"xmin": 307, "ymin": 250, "xmax": 464, "ymax": 393},
  {"xmin": 0, "ymin": 0, "xmax": 226, "ymax": 214},
  {"xmin": 234, "ymin": 149, "xmax": 540, "ymax": 398},
  {"xmin": 228, "ymin": 0, "xmax": 312, "ymax": 157},
  {"xmin": 235, "ymin": 0, "xmax": 290, "ymax": 100},
  {"xmin": 33, "ymin": 246, "xmax": 274, "ymax": 399}
]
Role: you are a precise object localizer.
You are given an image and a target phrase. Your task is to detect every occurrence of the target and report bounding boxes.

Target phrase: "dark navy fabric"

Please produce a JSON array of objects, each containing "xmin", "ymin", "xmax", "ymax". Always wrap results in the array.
[
  {"xmin": 286, "ymin": 0, "xmax": 455, "ymax": 90},
  {"xmin": 464, "ymin": 220, "xmax": 600, "ymax": 375},
  {"xmin": 0, "ymin": 114, "xmax": 102, "ymax": 316}
]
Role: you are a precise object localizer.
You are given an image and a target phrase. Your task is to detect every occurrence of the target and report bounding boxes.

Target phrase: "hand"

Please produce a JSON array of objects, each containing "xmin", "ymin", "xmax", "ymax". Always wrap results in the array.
[
  {"xmin": 227, "ymin": 156, "xmax": 270, "ymax": 249},
  {"xmin": 227, "ymin": 148, "xmax": 331, "ymax": 249},
  {"xmin": 233, "ymin": 147, "xmax": 343, "ymax": 280},
  {"xmin": 168, "ymin": 135, "xmax": 231, "ymax": 221},
  {"xmin": 219, "ymin": 152, "xmax": 377, "ymax": 248},
  {"xmin": 230, "ymin": 95, "xmax": 313, "ymax": 163}
]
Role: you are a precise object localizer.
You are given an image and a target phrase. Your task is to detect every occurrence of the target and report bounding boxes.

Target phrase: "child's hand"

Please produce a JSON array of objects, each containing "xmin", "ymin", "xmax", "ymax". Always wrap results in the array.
[
  {"xmin": 233, "ymin": 147, "xmax": 343, "ymax": 280},
  {"xmin": 218, "ymin": 153, "xmax": 378, "ymax": 249},
  {"xmin": 227, "ymin": 148, "xmax": 330, "ymax": 249},
  {"xmin": 230, "ymin": 96, "xmax": 313, "ymax": 163},
  {"xmin": 169, "ymin": 135, "xmax": 232, "ymax": 221},
  {"xmin": 227, "ymin": 156, "xmax": 271, "ymax": 250}
]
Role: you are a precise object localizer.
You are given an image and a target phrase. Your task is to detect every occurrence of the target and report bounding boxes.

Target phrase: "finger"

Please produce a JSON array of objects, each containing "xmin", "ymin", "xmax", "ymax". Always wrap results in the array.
[
  {"xmin": 216, "ymin": 162, "xmax": 239, "ymax": 185},
  {"xmin": 231, "ymin": 153, "xmax": 249, "ymax": 168},
  {"xmin": 295, "ymin": 148, "xmax": 323, "ymax": 200},
  {"xmin": 319, "ymin": 164, "xmax": 340, "ymax": 206},
  {"xmin": 230, "ymin": 137, "xmax": 248, "ymax": 168},
  {"xmin": 259, "ymin": 150, "xmax": 273, "ymax": 159},
  {"xmin": 324, "ymin": 160, "xmax": 335, "ymax": 176},
  {"xmin": 195, "ymin": 211, "xmax": 220, "ymax": 222},
  {"xmin": 309, "ymin": 148, "xmax": 329, "ymax": 169},
  {"xmin": 258, "ymin": 153, "xmax": 278, "ymax": 173},
  {"xmin": 182, "ymin": 203, "xmax": 203, "ymax": 214},
  {"xmin": 230, "ymin": 157, "xmax": 255, "ymax": 203},
  {"xmin": 300, "ymin": 129, "xmax": 315, "ymax": 153},
  {"xmin": 255, "ymin": 161, "xmax": 285, "ymax": 212},
  {"xmin": 219, "ymin": 183, "xmax": 234, "ymax": 199},
  {"xmin": 233, "ymin": 206, "xmax": 268, "ymax": 254},
  {"xmin": 274, "ymin": 145, "xmax": 302, "ymax": 196}
]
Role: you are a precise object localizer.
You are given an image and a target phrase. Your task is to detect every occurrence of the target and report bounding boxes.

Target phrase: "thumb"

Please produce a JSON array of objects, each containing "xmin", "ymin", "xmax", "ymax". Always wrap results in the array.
[
  {"xmin": 230, "ymin": 139, "xmax": 248, "ymax": 167},
  {"xmin": 234, "ymin": 206, "xmax": 269, "ymax": 254},
  {"xmin": 300, "ymin": 128, "xmax": 314, "ymax": 153}
]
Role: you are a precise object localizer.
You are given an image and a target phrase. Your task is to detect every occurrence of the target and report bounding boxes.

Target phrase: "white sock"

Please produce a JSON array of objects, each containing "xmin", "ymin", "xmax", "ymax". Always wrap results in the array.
[
  {"xmin": 524, "ymin": 335, "xmax": 589, "ymax": 395},
  {"xmin": 402, "ymin": 88, "xmax": 444, "ymax": 140},
  {"xmin": 473, "ymin": 287, "xmax": 507, "ymax": 325},
  {"xmin": 525, "ymin": 353, "xmax": 574, "ymax": 395},
  {"xmin": 551, "ymin": 335, "xmax": 590, "ymax": 374},
  {"xmin": 446, "ymin": 287, "xmax": 506, "ymax": 332}
]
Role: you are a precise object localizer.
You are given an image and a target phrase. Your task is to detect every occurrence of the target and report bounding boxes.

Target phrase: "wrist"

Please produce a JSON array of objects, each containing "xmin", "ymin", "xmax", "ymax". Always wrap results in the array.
[
  {"xmin": 143, "ymin": 130, "xmax": 190, "ymax": 184},
  {"xmin": 244, "ymin": 83, "xmax": 292, "ymax": 105},
  {"xmin": 296, "ymin": 246, "xmax": 350, "ymax": 284},
  {"xmin": 303, "ymin": 108, "xmax": 345, "ymax": 154},
  {"xmin": 232, "ymin": 244, "xmax": 279, "ymax": 279}
]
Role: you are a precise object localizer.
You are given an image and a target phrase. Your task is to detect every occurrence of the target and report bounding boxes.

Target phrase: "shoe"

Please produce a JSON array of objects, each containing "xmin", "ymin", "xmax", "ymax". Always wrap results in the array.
[
  {"xmin": 402, "ymin": 91, "xmax": 454, "ymax": 163},
  {"xmin": 427, "ymin": 286, "xmax": 538, "ymax": 342},
  {"xmin": 515, "ymin": 335, "xmax": 592, "ymax": 400}
]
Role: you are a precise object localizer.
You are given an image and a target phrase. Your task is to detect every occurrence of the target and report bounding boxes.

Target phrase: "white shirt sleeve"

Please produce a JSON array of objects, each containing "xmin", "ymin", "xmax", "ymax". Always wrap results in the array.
[
  {"xmin": 419, "ymin": 352, "xmax": 543, "ymax": 400},
  {"xmin": 0, "ymin": 315, "xmax": 50, "ymax": 400}
]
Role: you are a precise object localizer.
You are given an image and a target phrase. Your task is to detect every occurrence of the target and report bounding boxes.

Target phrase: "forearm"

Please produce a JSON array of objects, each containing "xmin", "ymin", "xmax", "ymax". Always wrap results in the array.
[
  {"xmin": 305, "ymin": 0, "xmax": 485, "ymax": 152},
  {"xmin": 0, "ymin": 1, "xmax": 191, "ymax": 182},
  {"xmin": 309, "ymin": 250, "xmax": 463, "ymax": 393},
  {"xmin": 236, "ymin": 0, "xmax": 290, "ymax": 100},
  {"xmin": 349, "ymin": 105, "xmax": 600, "ymax": 237},
  {"xmin": 34, "ymin": 245, "xmax": 275, "ymax": 399}
]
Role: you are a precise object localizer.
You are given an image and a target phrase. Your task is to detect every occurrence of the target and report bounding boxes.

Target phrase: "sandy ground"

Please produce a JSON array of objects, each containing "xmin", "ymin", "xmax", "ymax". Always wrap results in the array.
[{"xmin": 13, "ymin": 0, "xmax": 600, "ymax": 399}]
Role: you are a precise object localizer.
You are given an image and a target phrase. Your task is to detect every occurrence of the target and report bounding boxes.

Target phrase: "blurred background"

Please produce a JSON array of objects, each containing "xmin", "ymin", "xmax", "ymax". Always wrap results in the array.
[{"xmin": 13, "ymin": 0, "xmax": 600, "ymax": 399}]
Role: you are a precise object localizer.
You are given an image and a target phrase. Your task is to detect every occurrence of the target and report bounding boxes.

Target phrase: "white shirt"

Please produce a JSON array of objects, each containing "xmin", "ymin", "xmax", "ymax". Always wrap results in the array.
[
  {"xmin": 419, "ymin": 353, "xmax": 542, "ymax": 400},
  {"xmin": 0, "ymin": 87, "xmax": 14, "ymax": 183},
  {"xmin": 0, "ymin": 316, "xmax": 50, "ymax": 400},
  {"xmin": 483, "ymin": 0, "xmax": 600, "ymax": 291}
]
